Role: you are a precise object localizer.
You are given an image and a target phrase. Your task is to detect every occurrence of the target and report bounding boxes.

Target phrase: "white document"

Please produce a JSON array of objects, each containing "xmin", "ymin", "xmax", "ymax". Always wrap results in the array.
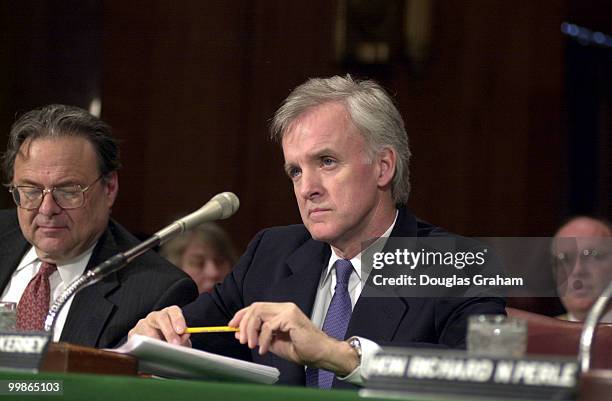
[{"xmin": 110, "ymin": 335, "xmax": 279, "ymax": 384}]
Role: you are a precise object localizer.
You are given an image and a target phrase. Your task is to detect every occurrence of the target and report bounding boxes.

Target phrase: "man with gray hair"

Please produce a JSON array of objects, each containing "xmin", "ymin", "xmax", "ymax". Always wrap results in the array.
[
  {"xmin": 130, "ymin": 75, "xmax": 504, "ymax": 388},
  {"xmin": 0, "ymin": 104, "xmax": 198, "ymax": 347}
]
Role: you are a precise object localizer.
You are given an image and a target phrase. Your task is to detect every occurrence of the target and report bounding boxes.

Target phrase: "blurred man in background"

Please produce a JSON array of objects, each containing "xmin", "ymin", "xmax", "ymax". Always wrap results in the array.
[{"xmin": 552, "ymin": 216, "xmax": 612, "ymax": 322}]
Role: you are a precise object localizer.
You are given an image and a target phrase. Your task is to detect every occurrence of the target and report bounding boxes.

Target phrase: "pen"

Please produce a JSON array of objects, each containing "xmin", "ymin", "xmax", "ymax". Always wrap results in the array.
[{"xmin": 185, "ymin": 326, "xmax": 240, "ymax": 334}]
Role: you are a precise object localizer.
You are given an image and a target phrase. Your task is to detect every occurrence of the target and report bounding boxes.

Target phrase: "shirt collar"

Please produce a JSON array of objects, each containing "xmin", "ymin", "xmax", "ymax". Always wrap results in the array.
[
  {"xmin": 323, "ymin": 209, "xmax": 399, "ymax": 283},
  {"xmin": 15, "ymin": 244, "xmax": 97, "ymax": 284},
  {"xmin": 15, "ymin": 247, "xmax": 39, "ymax": 273}
]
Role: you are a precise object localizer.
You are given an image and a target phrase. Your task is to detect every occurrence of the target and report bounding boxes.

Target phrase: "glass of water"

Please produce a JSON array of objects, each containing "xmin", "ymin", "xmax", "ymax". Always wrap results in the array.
[
  {"xmin": 467, "ymin": 314, "xmax": 527, "ymax": 357},
  {"xmin": 0, "ymin": 302, "xmax": 17, "ymax": 331}
]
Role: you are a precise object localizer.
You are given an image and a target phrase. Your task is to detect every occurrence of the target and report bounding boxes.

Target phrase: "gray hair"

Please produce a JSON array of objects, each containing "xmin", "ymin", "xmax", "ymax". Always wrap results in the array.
[
  {"xmin": 270, "ymin": 75, "xmax": 411, "ymax": 205},
  {"xmin": 1, "ymin": 104, "xmax": 121, "ymax": 184}
]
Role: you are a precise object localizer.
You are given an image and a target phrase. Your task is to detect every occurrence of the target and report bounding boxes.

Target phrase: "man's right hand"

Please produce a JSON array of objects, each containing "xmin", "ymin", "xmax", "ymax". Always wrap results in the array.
[{"xmin": 128, "ymin": 305, "xmax": 191, "ymax": 346}]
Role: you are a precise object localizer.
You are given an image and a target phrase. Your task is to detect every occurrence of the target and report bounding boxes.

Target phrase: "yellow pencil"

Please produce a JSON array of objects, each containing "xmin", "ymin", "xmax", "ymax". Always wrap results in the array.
[{"xmin": 185, "ymin": 326, "xmax": 240, "ymax": 334}]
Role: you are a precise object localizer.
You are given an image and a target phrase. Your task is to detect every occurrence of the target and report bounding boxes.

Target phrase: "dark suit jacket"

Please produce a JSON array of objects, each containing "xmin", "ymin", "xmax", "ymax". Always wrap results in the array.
[
  {"xmin": 182, "ymin": 207, "xmax": 506, "ymax": 388},
  {"xmin": 0, "ymin": 209, "xmax": 198, "ymax": 348}
]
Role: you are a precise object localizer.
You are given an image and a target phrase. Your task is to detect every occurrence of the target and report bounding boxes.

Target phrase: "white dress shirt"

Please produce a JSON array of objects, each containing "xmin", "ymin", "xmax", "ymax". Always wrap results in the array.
[
  {"xmin": 310, "ymin": 210, "xmax": 398, "ymax": 385},
  {"xmin": 1, "ymin": 245, "xmax": 95, "ymax": 341}
]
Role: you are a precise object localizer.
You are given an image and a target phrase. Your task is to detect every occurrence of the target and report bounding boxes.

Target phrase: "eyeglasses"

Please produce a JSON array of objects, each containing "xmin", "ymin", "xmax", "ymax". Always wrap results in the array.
[
  {"xmin": 9, "ymin": 175, "xmax": 104, "ymax": 210},
  {"xmin": 553, "ymin": 248, "xmax": 612, "ymax": 272}
]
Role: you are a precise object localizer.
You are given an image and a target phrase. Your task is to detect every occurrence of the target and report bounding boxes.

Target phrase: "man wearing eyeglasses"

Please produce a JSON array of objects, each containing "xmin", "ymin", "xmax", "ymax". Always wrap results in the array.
[
  {"xmin": 0, "ymin": 104, "xmax": 198, "ymax": 347},
  {"xmin": 552, "ymin": 216, "xmax": 612, "ymax": 322}
]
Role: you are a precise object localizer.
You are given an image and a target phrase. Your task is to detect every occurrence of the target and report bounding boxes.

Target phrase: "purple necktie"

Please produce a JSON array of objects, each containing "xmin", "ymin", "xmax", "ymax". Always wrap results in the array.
[{"xmin": 306, "ymin": 259, "xmax": 353, "ymax": 389}]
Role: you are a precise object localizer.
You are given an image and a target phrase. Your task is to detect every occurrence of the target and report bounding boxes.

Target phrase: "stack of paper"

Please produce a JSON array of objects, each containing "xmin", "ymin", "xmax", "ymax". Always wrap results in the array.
[{"xmin": 111, "ymin": 335, "xmax": 279, "ymax": 384}]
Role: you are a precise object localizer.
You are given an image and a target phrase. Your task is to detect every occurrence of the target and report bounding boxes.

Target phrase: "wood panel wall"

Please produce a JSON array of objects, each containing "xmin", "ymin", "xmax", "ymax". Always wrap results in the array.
[
  {"xmin": 4, "ymin": 1, "xmax": 607, "ymax": 252},
  {"xmin": 101, "ymin": 0, "xmax": 567, "ymax": 249}
]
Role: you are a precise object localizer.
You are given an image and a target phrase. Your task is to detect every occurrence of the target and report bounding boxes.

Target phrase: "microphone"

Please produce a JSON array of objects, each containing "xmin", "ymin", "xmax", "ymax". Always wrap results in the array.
[
  {"xmin": 44, "ymin": 192, "xmax": 240, "ymax": 332},
  {"xmin": 89, "ymin": 191, "xmax": 239, "ymax": 277},
  {"xmin": 155, "ymin": 192, "xmax": 239, "ymax": 244}
]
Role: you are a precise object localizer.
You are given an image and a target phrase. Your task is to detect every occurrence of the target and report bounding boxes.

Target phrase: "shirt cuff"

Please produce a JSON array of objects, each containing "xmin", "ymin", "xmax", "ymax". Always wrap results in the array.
[{"xmin": 336, "ymin": 337, "xmax": 381, "ymax": 386}]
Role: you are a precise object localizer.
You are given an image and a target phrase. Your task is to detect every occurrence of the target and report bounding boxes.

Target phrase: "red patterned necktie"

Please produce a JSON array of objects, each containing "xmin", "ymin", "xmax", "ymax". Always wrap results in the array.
[{"xmin": 16, "ymin": 261, "xmax": 57, "ymax": 331}]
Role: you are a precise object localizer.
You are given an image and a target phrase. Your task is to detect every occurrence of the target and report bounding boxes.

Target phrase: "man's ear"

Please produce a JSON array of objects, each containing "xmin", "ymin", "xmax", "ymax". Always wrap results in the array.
[
  {"xmin": 103, "ymin": 171, "xmax": 119, "ymax": 208},
  {"xmin": 376, "ymin": 146, "xmax": 396, "ymax": 187}
]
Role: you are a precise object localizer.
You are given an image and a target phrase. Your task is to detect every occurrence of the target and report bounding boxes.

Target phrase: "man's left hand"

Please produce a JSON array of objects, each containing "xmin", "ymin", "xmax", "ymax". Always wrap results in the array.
[{"xmin": 228, "ymin": 302, "xmax": 359, "ymax": 376}]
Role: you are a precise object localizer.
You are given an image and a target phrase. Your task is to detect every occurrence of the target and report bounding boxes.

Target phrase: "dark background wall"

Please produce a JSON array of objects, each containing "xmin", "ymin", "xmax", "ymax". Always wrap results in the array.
[{"xmin": 2, "ymin": 0, "xmax": 611, "ymax": 254}]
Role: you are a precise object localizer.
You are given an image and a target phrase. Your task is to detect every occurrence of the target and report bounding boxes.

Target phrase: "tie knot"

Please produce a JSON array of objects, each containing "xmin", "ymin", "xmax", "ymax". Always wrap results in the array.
[
  {"xmin": 39, "ymin": 262, "xmax": 57, "ymax": 278},
  {"xmin": 335, "ymin": 259, "xmax": 353, "ymax": 285}
]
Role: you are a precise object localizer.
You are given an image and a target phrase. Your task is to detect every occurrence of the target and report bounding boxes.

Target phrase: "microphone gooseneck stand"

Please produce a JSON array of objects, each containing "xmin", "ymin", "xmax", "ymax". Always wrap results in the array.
[{"xmin": 578, "ymin": 281, "xmax": 612, "ymax": 372}]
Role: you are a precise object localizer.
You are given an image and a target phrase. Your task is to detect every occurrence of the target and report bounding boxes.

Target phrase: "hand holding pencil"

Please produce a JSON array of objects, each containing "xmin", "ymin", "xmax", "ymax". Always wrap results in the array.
[{"xmin": 129, "ymin": 305, "xmax": 241, "ymax": 346}]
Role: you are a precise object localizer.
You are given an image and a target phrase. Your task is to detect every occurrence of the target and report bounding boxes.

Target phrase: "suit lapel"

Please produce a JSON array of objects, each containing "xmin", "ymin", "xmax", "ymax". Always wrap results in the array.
[
  {"xmin": 261, "ymin": 237, "xmax": 330, "ymax": 385},
  {"xmin": 60, "ymin": 228, "xmax": 120, "ymax": 347},
  {"xmin": 263, "ymin": 238, "xmax": 330, "ymax": 317},
  {"xmin": 346, "ymin": 207, "xmax": 417, "ymax": 341},
  {"xmin": 0, "ymin": 227, "xmax": 30, "ymax": 292}
]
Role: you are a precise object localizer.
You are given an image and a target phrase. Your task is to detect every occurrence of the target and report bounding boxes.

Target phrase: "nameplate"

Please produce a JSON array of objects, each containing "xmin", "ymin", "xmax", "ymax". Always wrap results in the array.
[
  {"xmin": 361, "ymin": 347, "xmax": 579, "ymax": 401},
  {"xmin": 0, "ymin": 332, "xmax": 51, "ymax": 372}
]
